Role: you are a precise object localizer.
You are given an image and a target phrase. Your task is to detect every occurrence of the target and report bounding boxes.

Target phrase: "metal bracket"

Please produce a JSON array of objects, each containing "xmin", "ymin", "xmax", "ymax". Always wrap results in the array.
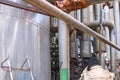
[{"xmin": 1, "ymin": 58, "xmax": 31, "ymax": 72}]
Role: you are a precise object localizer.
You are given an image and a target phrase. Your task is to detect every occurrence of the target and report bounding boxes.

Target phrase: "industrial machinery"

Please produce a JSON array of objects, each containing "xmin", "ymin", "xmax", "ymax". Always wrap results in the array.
[{"xmin": 0, "ymin": 0, "xmax": 120, "ymax": 80}]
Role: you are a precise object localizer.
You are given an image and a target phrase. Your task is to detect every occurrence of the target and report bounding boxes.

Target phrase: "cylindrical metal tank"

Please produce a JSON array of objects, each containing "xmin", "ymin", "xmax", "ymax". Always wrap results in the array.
[{"xmin": 0, "ymin": 0, "xmax": 50, "ymax": 80}]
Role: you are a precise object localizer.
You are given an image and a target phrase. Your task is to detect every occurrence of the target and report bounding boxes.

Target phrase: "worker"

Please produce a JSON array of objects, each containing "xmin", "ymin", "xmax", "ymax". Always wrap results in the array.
[{"xmin": 79, "ymin": 54, "xmax": 115, "ymax": 80}]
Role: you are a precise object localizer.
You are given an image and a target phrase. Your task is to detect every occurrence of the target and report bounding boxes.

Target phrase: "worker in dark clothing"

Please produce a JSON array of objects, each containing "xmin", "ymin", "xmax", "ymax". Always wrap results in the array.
[{"xmin": 79, "ymin": 54, "xmax": 115, "ymax": 80}]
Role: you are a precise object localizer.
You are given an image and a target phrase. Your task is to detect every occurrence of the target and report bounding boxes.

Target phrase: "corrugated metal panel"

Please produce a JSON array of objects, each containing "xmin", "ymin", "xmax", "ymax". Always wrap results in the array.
[{"xmin": 0, "ymin": 0, "xmax": 50, "ymax": 80}]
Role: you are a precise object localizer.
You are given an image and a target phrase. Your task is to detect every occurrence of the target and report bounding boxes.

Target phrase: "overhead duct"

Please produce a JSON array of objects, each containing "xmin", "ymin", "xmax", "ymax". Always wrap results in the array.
[{"xmin": 24, "ymin": 0, "xmax": 120, "ymax": 51}]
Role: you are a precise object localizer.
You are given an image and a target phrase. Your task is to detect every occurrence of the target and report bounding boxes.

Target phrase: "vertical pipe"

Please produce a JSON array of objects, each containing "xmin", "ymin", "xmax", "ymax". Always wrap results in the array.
[
  {"xmin": 94, "ymin": 4, "xmax": 106, "ymax": 67},
  {"xmin": 76, "ymin": 10, "xmax": 81, "ymax": 22},
  {"xmin": 95, "ymin": 4, "xmax": 100, "ymax": 20},
  {"xmin": 104, "ymin": 5, "xmax": 110, "ymax": 67},
  {"xmin": 99, "ymin": 4, "xmax": 106, "ymax": 68},
  {"xmin": 113, "ymin": 0, "xmax": 120, "ymax": 71},
  {"xmin": 94, "ymin": 28, "xmax": 100, "ymax": 59},
  {"xmin": 94, "ymin": 4, "xmax": 100, "ymax": 59},
  {"xmin": 113, "ymin": 0, "xmax": 120, "ymax": 59},
  {"xmin": 99, "ymin": 30, "xmax": 106, "ymax": 68},
  {"xmin": 81, "ymin": 8, "xmax": 91, "ymax": 58},
  {"xmin": 89, "ymin": 5, "xmax": 94, "ymax": 21},
  {"xmin": 110, "ymin": 29, "xmax": 116, "ymax": 71},
  {"xmin": 58, "ymin": 20, "xmax": 69, "ymax": 80},
  {"xmin": 82, "ymin": 8, "xmax": 88, "ymax": 22},
  {"xmin": 89, "ymin": 5, "xmax": 94, "ymax": 53}
]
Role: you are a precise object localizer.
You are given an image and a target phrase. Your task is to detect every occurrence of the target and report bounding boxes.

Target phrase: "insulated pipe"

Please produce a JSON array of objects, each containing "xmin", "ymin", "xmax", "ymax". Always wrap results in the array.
[
  {"xmin": 94, "ymin": 4, "xmax": 100, "ymax": 59},
  {"xmin": 84, "ymin": 20, "xmax": 114, "ymax": 30},
  {"xmin": 97, "ymin": 4, "xmax": 106, "ymax": 67},
  {"xmin": 104, "ymin": 5, "xmax": 110, "ymax": 67},
  {"xmin": 88, "ymin": 5, "xmax": 94, "ymax": 53},
  {"xmin": 113, "ymin": 0, "xmax": 120, "ymax": 71},
  {"xmin": 50, "ymin": 20, "xmax": 114, "ymax": 32},
  {"xmin": 81, "ymin": 8, "xmax": 91, "ymax": 58},
  {"xmin": 24, "ymin": 0, "xmax": 120, "ymax": 51},
  {"xmin": 95, "ymin": 4, "xmax": 100, "ymax": 20},
  {"xmin": 58, "ymin": 20, "xmax": 69, "ymax": 80},
  {"xmin": 84, "ymin": 19, "xmax": 116, "ymax": 70},
  {"xmin": 76, "ymin": 10, "xmax": 81, "ymax": 22},
  {"xmin": 110, "ymin": 28, "xmax": 116, "ymax": 71},
  {"xmin": 88, "ymin": 5, "xmax": 94, "ymax": 21},
  {"xmin": 94, "ymin": 4, "xmax": 106, "ymax": 67},
  {"xmin": 113, "ymin": 0, "xmax": 120, "ymax": 59},
  {"xmin": 80, "ymin": 5, "xmax": 94, "ymax": 58}
]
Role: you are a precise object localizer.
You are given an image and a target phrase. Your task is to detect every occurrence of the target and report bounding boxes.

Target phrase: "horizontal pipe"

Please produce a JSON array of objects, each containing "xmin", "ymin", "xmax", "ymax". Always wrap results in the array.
[
  {"xmin": 0, "ymin": 0, "xmax": 51, "ymax": 16},
  {"xmin": 51, "ymin": 20, "xmax": 114, "ymax": 33},
  {"xmin": 84, "ymin": 20, "xmax": 114, "ymax": 30},
  {"xmin": 24, "ymin": 0, "xmax": 120, "ymax": 51}
]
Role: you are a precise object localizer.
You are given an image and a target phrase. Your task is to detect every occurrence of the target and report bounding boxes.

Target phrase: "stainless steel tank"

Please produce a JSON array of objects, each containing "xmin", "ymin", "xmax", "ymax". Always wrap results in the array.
[{"xmin": 0, "ymin": 0, "xmax": 50, "ymax": 80}]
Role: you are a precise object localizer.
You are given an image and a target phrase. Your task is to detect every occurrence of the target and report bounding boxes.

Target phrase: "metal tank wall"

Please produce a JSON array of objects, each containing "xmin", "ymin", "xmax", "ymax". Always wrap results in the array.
[{"xmin": 0, "ymin": 0, "xmax": 51, "ymax": 80}]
